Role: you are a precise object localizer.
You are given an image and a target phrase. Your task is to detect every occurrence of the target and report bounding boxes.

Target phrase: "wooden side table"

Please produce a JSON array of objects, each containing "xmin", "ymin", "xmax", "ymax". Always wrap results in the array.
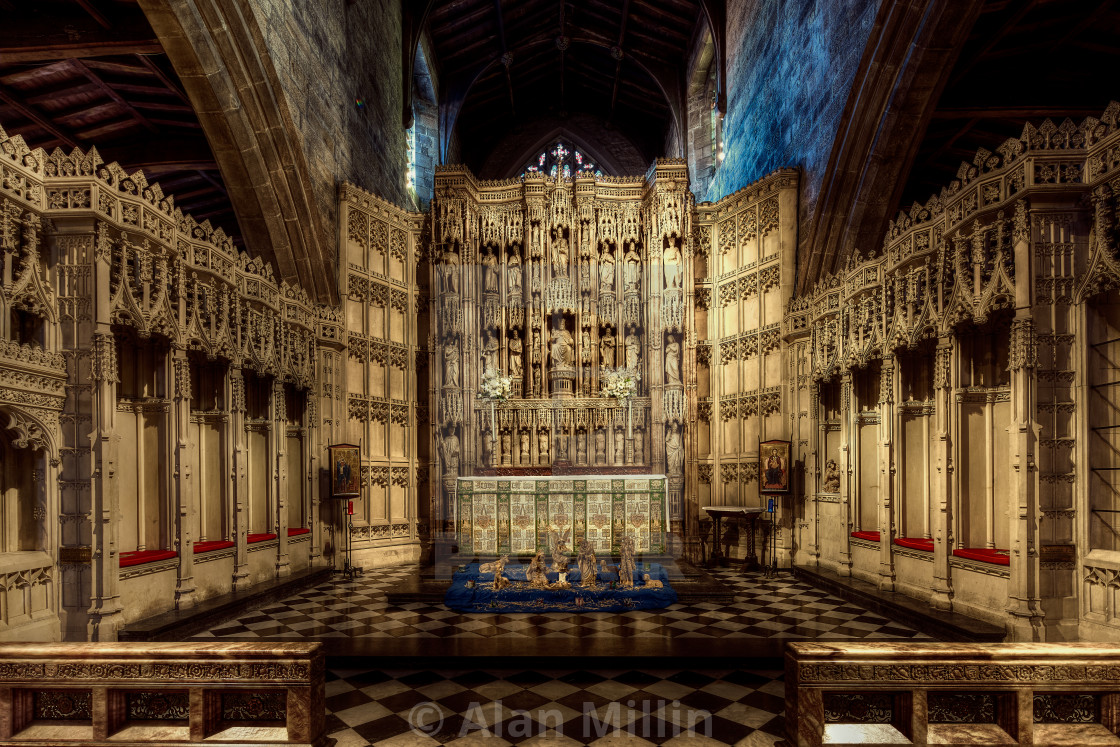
[{"xmin": 703, "ymin": 506, "xmax": 767, "ymax": 570}]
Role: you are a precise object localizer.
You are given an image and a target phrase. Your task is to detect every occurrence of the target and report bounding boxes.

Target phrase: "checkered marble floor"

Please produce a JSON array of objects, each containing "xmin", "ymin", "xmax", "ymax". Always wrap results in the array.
[
  {"xmin": 323, "ymin": 665, "xmax": 787, "ymax": 746},
  {"xmin": 192, "ymin": 565, "xmax": 931, "ymax": 641}
]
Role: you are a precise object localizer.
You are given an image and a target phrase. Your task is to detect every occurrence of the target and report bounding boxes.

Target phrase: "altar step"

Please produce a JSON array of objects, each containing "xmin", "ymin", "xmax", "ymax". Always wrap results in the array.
[
  {"xmin": 792, "ymin": 563, "xmax": 1006, "ymax": 642},
  {"xmin": 385, "ymin": 558, "xmax": 736, "ymax": 605}
]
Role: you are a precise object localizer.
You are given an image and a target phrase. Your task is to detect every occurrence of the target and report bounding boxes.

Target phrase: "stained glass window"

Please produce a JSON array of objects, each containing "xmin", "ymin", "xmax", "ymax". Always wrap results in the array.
[{"xmin": 521, "ymin": 141, "xmax": 604, "ymax": 179}]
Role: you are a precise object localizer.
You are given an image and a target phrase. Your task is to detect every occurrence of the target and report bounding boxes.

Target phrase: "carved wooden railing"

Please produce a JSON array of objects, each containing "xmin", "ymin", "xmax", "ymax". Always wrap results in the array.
[
  {"xmin": 786, "ymin": 642, "xmax": 1120, "ymax": 746},
  {"xmin": 0, "ymin": 642, "xmax": 326, "ymax": 746}
]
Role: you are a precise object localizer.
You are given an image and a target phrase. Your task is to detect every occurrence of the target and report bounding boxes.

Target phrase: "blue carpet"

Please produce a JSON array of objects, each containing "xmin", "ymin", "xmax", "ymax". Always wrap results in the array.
[{"xmin": 444, "ymin": 562, "xmax": 677, "ymax": 612}]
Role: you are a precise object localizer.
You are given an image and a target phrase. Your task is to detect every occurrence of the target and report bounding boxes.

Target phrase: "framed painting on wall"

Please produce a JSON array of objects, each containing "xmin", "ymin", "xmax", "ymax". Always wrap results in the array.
[
  {"xmin": 759, "ymin": 439, "xmax": 791, "ymax": 494},
  {"xmin": 327, "ymin": 443, "xmax": 362, "ymax": 497}
]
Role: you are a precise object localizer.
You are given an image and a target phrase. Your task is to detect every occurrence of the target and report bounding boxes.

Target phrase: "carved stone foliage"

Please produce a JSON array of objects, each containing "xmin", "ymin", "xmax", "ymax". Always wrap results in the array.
[{"xmin": 797, "ymin": 103, "xmax": 1120, "ymax": 382}]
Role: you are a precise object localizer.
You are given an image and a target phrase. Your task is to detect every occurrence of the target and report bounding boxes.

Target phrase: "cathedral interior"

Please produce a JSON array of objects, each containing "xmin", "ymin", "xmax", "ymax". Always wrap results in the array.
[{"xmin": 0, "ymin": 0, "xmax": 1119, "ymax": 744}]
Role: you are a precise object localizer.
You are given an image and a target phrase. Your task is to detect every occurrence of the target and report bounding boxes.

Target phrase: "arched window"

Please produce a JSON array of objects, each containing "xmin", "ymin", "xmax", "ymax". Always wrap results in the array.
[{"xmin": 521, "ymin": 142, "xmax": 604, "ymax": 180}]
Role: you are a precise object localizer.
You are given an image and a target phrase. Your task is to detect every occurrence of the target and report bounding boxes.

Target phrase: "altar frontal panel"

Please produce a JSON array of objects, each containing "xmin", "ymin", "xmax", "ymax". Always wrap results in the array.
[{"xmin": 456, "ymin": 476, "xmax": 667, "ymax": 555}]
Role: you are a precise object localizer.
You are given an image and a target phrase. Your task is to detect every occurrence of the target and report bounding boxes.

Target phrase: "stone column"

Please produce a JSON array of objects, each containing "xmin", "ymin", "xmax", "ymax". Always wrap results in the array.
[
  {"xmin": 930, "ymin": 338, "xmax": 954, "ymax": 610},
  {"xmin": 877, "ymin": 355, "xmax": 897, "ymax": 591},
  {"xmin": 838, "ymin": 369, "xmax": 854, "ymax": 577},
  {"xmin": 274, "ymin": 380, "xmax": 291, "ymax": 578},
  {"xmin": 228, "ymin": 366, "xmax": 250, "ymax": 591},
  {"xmin": 171, "ymin": 347, "xmax": 196, "ymax": 608}
]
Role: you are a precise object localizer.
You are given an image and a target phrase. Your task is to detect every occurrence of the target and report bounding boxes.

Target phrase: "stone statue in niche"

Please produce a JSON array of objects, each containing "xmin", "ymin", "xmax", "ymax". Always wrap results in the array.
[
  {"xmin": 663, "ymin": 239, "xmax": 683, "ymax": 289},
  {"xmin": 823, "ymin": 458, "xmax": 841, "ymax": 492},
  {"xmin": 665, "ymin": 338, "xmax": 681, "ymax": 384},
  {"xmin": 624, "ymin": 242, "xmax": 641, "ymax": 289},
  {"xmin": 595, "ymin": 429, "xmax": 606, "ymax": 463},
  {"xmin": 625, "ymin": 332, "xmax": 641, "ymax": 371},
  {"xmin": 441, "ymin": 430, "xmax": 460, "ymax": 473},
  {"xmin": 443, "ymin": 346, "xmax": 459, "ymax": 387},
  {"xmin": 508, "ymin": 250, "xmax": 522, "ymax": 297},
  {"xmin": 666, "ymin": 424, "xmax": 684, "ymax": 476},
  {"xmin": 600, "ymin": 332, "xmax": 615, "ymax": 368},
  {"xmin": 483, "ymin": 249, "xmax": 499, "ymax": 293},
  {"xmin": 614, "ymin": 429, "xmax": 625, "ymax": 464},
  {"xmin": 479, "ymin": 422, "xmax": 493, "ymax": 465},
  {"xmin": 619, "ymin": 535, "xmax": 636, "ymax": 589},
  {"xmin": 531, "ymin": 259, "xmax": 541, "ymax": 292},
  {"xmin": 538, "ymin": 430, "xmax": 550, "ymax": 464},
  {"xmin": 552, "ymin": 233, "xmax": 569, "ymax": 276},
  {"xmin": 580, "ymin": 256, "xmax": 591, "ymax": 289},
  {"xmin": 440, "ymin": 250, "xmax": 459, "ymax": 294},
  {"xmin": 500, "ymin": 433, "xmax": 511, "ymax": 464},
  {"xmin": 559, "ymin": 431, "xmax": 570, "ymax": 462},
  {"xmin": 481, "ymin": 331, "xmax": 499, "ymax": 373},
  {"xmin": 550, "ymin": 321, "xmax": 574, "ymax": 369},
  {"xmin": 520, "ymin": 431, "xmax": 530, "ymax": 462},
  {"xmin": 577, "ymin": 430, "xmax": 587, "ymax": 463},
  {"xmin": 577, "ymin": 540, "xmax": 597, "ymax": 586},
  {"xmin": 509, "ymin": 335, "xmax": 523, "ymax": 377},
  {"xmin": 635, "ymin": 428, "xmax": 644, "ymax": 461},
  {"xmin": 581, "ymin": 329, "xmax": 591, "ymax": 364},
  {"xmin": 599, "ymin": 246, "xmax": 615, "ymax": 292}
]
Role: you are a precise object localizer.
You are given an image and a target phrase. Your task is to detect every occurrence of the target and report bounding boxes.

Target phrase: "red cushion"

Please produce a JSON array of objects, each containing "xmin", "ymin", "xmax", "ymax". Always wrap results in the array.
[
  {"xmin": 119, "ymin": 550, "xmax": 178, "ymax": 568},
  {"xmin": 247, "ymin": 532, "xmax": 278, "ymax": 544},
  {"xmin": 194, "ymin": 540, "xmax": 235, "ymax": 554},
  {"xmin": 287, "ymin": 527, "xmax": 310, "ymax": 537},
  {"xmin": 894, "ymin": 537, "xmax": 934, "ymax": 552},
  {"xmin": 953, "ymin": 547, "xmax": 1010, "ymax": 566},
  {"xmin": 851, "ymin": 530, "xmax": 881, "ymax": 542}
]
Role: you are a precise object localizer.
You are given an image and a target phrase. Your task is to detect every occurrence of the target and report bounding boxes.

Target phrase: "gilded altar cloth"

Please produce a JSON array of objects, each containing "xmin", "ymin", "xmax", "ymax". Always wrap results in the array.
[{"xmin": 455, "ymin": 475, "xmax": 668, "ymax": 555}]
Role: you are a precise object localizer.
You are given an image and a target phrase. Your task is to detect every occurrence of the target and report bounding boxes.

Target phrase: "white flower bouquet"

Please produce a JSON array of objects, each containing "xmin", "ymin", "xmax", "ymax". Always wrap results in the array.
[
  {"xmin": 479, "ymin": 368, "xmax": 512, "ymax": 402},
  {"xmin": 600, "ymin": 367, "xmax": 640, "ymax": 402},
  {"xmin": 601, "ymin": 367, "xmax": 640, "ymax": 442}
]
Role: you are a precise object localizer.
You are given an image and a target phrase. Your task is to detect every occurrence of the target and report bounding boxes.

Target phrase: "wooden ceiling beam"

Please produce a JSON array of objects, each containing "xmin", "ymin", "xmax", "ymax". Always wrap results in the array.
[
  {"xmin": 75, "ymin": 0, "xmax": 113, "ymax": 30},
  {"xmin": 0, "ymin": 83, "xmax": 80, "ymax": 148},
  {"xmin": 0, "ymin": 8, "xmax": 162, "ymax": 63},
  {"xmin": 932, "ymin": 105, "xmax": 1105, "ymax": 119},
  {"xmin": 69, "ymin": 58, "xmax": 158, "ymax": 133},
  {"xmin": 608, "ymin": 0, "xmax": 632, "ymax": 122}
]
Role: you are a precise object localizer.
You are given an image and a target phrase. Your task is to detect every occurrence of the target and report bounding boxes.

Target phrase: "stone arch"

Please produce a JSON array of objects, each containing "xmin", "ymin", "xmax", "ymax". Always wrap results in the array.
[
  {"xmin": 478, "ymin": 118, "xmax": 648, "ymax": 181},
  {"xmin": 136, "ymin": 0, "xmax": 337, "ymax": 304}
]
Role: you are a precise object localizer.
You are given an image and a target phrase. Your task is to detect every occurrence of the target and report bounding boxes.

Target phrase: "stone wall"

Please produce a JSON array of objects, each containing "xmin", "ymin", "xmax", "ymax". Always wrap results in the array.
[
  {"xmin": 705, "ymin": 0, "xmax": 879, "ymax": 210},
  {"xmin": 248, "ymin": 0, "xmax": 413, "ymax": 222}
]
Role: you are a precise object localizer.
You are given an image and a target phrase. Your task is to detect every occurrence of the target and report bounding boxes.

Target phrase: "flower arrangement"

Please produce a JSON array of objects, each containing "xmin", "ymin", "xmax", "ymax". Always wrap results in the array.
[
  {"xmin": 478, "ymin": 368, "xmax": 512, "ymax": 454},
  {"xmin": 601, "ymin": 367, "xmax": 641, "ymax": 441},
  {"xmin": 479, "ymin": 368, "xmax": 513, "ymax": 401},
  {"xmin": 600, "ymin": 367, "xmax": 640, "ymax": 402}
]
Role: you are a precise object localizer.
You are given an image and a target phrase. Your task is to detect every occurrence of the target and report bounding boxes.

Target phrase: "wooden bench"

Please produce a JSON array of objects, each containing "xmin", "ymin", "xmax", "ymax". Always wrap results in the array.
[
  {"xmin": 0, "ymin": 642, "xmax": 327, "ymax": 746},
  {"xmin": 786, "ymin": 642, "xmax": 1120, "ymax": 746}
]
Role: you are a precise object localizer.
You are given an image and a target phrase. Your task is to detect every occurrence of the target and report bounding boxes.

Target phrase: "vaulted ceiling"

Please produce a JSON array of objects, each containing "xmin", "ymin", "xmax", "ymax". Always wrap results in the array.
[
  {"xmin": 414, "ymin": 0, "xmax": 714, "ymax": 177},
  {"xmin": 0, "ymin": 0, "xmax": 240, "ymax": 246}
]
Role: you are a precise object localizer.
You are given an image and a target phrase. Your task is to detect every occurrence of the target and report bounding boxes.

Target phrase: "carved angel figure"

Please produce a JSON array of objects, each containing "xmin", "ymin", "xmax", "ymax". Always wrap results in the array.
[
  {"xmin": 619, "ymin": 535, "xmax": 636, "ymax": 589},
  {"xmin": 548, "ymin": 526, "xmax": 571, "ymax": 572},
  {"xmin": 527, "ymin": 550, "xmax": 549, "ymax": 587},
  {"xmin": 823, "ymin": 458, "xmax": 841, "ymax": 493},
  {"xmin": 577, "ymin": 539, "xmax": 597, "ymax": 587}
]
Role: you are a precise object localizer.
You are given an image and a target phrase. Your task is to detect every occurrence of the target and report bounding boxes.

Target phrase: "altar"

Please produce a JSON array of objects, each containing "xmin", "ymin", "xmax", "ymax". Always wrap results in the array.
[{"xmin": 455, "ymin": 475, "xmax": 668, "ymax": 555}]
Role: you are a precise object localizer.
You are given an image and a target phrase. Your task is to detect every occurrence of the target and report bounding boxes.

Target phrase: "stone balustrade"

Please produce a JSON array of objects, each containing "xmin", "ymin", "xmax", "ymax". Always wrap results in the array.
[
  {"xmin": 0, "ymin": 642, "xmax": 326, "ymax": 746},
  {"xmin": 786, "ymin": 642, "xmax": 1120, "ymax": 746}
]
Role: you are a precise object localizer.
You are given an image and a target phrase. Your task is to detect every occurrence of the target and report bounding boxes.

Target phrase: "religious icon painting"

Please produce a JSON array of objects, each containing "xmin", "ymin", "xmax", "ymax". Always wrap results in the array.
[
  {"xmin": 327, "ymin": 443, "xmax": 362, "ymax": 497},
  {"xmin": 759, "ymin": 439, "xmax": 792, "ymax": 494}
]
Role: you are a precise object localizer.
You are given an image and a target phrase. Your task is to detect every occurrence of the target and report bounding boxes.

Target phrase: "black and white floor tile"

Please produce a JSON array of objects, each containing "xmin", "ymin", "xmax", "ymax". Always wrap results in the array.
[
  {"xmin": 321, "ymin": 665, "xmax": 788, "ymax": 746},
  {"xmin": 192, "ymin": 566, "xmax": 931, "ymax": 641}
]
